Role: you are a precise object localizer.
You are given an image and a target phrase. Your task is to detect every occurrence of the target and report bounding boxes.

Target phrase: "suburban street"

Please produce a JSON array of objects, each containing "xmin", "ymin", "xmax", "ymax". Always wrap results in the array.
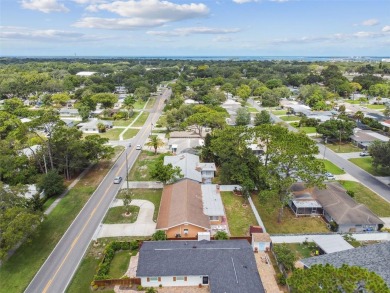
[
  {"xmin": 248, "ymin": 98, "xmax": 390, "ymax": 201},
  {"xmin": 24, "ymin": 89, "xmax": 171, "ymax": 293}
]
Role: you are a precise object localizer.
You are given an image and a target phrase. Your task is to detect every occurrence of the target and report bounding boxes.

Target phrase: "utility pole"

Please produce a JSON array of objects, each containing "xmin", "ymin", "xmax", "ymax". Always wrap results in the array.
[{"xmin": 126, "ymin": 149, "xmax": 130, "ymax": 203}]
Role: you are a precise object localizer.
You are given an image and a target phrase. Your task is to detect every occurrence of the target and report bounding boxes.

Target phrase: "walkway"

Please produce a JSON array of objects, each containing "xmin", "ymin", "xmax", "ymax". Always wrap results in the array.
[
  {"xmin": 255, "ymin": 252, "xmax": 283, "ymax": 293},
  {"xmin": 96, "ymin": 199, "xmax": 156, "ymax": 238}
]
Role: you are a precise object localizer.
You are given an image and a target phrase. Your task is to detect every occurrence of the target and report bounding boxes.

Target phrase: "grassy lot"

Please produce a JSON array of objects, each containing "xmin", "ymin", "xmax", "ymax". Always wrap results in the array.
[
  {"xmin": 299, "ymin": 127, "xmax": 317, "ymax": 134},
  {"xmin": 252, "ymin": 195, "xmax": 328, "ymax": 234},
  {"xmin": 109, "ymin": 250, "xmax": 132, "ymax": 278},
  {"xmin": 128, "ymin": 150, "xmax": 161, "ymax": 181},
  {"xmin": 318, "ymin": 159, "xmax": 345, "ymax": 174},
  {"xmin": 345, "ymin": 100, "xmax": 364, "ymax": 105},
  {"xmin": 0, "ymin": 154, "xmax": 121, "ymax": 293},
  {"xmin": 113, "ymin": 116, "xmax": 136, "ymax": 127},
  {"xmin": 103, "ymin": 206, "xmax": 140, "ymax": 224},
  {"xmin": 122, "ymin": 128, "xmax": 139, "ymax": 140},
  {"xmin": 247, "ymin": 107, "xmax": 259, "ymax": 113},
  {"xmin": 339, "ymin": 181, "xmax": 390, "ymax": 217},
  {"xmin": 349, "ymin": 157, "xmax": 389, "ymax": 176},
  {"xmin": 277, "ymin": 243, "xmax": 317, "ymax": 260},
  {"xmin": 118, "ymin": 189, "xmax": 162, "ymax": 221},
  {"xmin": 98, "ymin": 128, "xmax": 123, "ymax": 140},
  {"xmin": 279, "ymin": 115, "xmax": 301, "ymax": 122},
  {"xmin": 271, "ymin": 110, "xmax": 287, "ymax": 115},
  {"xmin": 220, "ymin": 192, "xmax": 258, "ymax": 236},
  {"xmin": 133, "ymin": 112, "xmax": 150, "ymax": 127},
  {"xmin": 155, "ymin": 115, "xmax": 166, "ymax": 127},
  {"xmin": 325, "ymin": 142, "xmax": 361, "ymax": 153},
  {"xmin": 146, "ymin": 97, "xmax": 156, "ymax": 109},
  {"xmin": 367, "ymin": 104, "xmax": 386, "ymax": 110},
  {"xmin": 133, "ymin": 98, "xmax": 147, "ymax": 110}
]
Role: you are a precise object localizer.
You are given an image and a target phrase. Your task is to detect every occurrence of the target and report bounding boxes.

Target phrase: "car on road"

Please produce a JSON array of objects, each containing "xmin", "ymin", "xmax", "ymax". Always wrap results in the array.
[
  {"xmin": 113, "ymin": 176, "xmax": 122, "ymax": 184},
  {"xmin": 136, "ymin": 144, "xmax": 142, "ymax": 150},
  {"xmin": 325, "ymin": 172, "xmax": 336, "ymax": 180},
  {"xmin": 359, "ymin": 151, "xmax": 369, "ymax": 157}
]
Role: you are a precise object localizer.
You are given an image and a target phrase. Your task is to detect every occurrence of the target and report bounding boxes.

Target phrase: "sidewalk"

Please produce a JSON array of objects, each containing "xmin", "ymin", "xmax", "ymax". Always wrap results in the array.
[
  {"xmin": 121, "ymin": 181, "xmax": 163, "ymax": 189},
  {"xmin": 119, "ymin": 98, "xmax": 150, "ymax": 141}
]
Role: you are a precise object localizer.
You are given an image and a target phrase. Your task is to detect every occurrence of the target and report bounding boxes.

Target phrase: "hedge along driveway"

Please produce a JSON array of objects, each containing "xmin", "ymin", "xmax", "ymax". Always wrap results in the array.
[{"xmin": 0, "ymin": 152, "xmax": 123, "ymax": 293}]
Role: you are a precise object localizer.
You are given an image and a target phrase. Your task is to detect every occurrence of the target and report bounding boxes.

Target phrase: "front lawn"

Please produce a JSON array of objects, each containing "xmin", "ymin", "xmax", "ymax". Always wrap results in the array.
[
  {"xmin": 146, "ymin": 97, "xmax": 156, "ymax": 109},
  {"xmin": 133, "ymin": 98, "xmax": 148, "ymax": 110},
  {"xmin": 220, "ymin": 192, "xmax": 258, "ymax": 236},
  {"xmin": 279, "ymin": 115, "xmax": 301, "ymax": 122},
  {"xmin": 271, "ymin": 110, "xmax": 287, "ymax": 116},
  {"xmin": 325, "ymin": 143, "xmax": 361, "ymax": 153},
  {"xmin": 123, "ymin": 128, "xmax": 139, "ymax": 140},
  {"xmin": 0, "ymin": 155, "xmax": 121, "ymax": 293},
  {"xmin": 133, "ymin": 112, "xmax": 150, "ymax": 127},
  {"xmin": 103, "ymin": 206, "xmax": 140, "ymax": 224},
  {"xmin": 367, "ymin": 104, "xmax": 386, "ymax": 110},
  {"xmin": 118, "ymin": 189, "xmax": 162, "ymax": 221},
  {"xmin": 98, "ymin": 128, "xmax": 123, "ymax": 140},
  {"xmin": 299, "ymin": 127, "xmax": 317, "ymax": 134},
  {"xmin": 339, "ymin": 181, "xmax": 390, "ymax": 217},
  {"xmin": 128, "ymin": 150, "xmax": 163, "ymax": 181},
  {"xmin": 349, "ymin": 157, "xmax": 389, "ymax": 176},
  {"xmin": 113, "ymin": 116, "xmax": 136, "ymax": 127},
  {"xmin": 318, "ymin": 159, "xmax": 345, "ymax": 175},
  {"xmin": 252, "ymin": 195, "xmax": 328, "ymax": 234}
]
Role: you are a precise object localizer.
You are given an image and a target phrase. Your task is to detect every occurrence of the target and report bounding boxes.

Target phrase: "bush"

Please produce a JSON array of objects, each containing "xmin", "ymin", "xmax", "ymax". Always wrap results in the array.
[
  {"xmin": 152, "ymin": 230, "xmax": 167, "ymax": 241},
  {"xmin": 273, "ymin": 244, "xmax": 297, "ymax": 272},
  {"xmin": 277, "ymin": 273, "xmax": 287, "ymax": 285},
  {"xmin": 346, "ymin": 190, "xmax": 355, "ymax": 198},
  {"xmin": 137, "ymin": 285, "xmax": 144, "ymax": 291},
  {"xmin": 214, "ymin": 231, "xmax": 229, "ymax": 240}
]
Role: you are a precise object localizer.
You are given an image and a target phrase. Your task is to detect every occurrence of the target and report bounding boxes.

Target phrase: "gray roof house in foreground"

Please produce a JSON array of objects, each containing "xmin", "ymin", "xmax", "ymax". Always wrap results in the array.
[
  {"xmin": 301, "ymin": 241, "xmax": 390, "ymax": 287},
  {"xmin": 137, "ymin": 240, "xmax": 265, "ymax": 293}
]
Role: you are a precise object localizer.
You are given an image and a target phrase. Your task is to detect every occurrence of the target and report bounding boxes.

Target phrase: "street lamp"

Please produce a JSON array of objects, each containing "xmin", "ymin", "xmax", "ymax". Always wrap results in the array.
[
  {"xmin": 126, "ymin": 149, "xmax": 130, "ymax": 200},
  {"xmin": 323, "ymin": 137, "xmax": 327, "ymax": 159},
  {"xmin": 150, "ymin": 122, "xmax": 154, "ymax": 136}
]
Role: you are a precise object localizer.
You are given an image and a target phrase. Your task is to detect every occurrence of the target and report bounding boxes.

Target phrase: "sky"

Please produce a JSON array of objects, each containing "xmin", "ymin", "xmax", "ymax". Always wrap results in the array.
[{"xmin": 0, "ymin": 0, "xmax": 390, "ymax": 56}]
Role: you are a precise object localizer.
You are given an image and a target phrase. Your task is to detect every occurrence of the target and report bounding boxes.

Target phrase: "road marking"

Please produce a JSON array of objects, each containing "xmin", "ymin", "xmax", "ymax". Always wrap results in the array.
[{"xmin": 42, "ymin": 95, "xmax": 166, "ymax": 292}]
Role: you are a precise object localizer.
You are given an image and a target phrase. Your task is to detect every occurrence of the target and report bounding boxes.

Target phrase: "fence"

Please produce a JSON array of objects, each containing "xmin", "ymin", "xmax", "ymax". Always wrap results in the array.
[
  {"xmin": 166, "ymin": 236, "xmax": 251, "ymax": 243},
  {"xmin": 94, "ymin": 277, "xmax": 141, "ymax": 287}
]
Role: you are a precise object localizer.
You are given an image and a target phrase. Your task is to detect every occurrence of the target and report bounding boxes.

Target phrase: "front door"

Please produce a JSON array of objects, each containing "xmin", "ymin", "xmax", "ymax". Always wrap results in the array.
[
  {"xmin": 258, "ymin": 242, "xmax": 266, "ymax": 251},
  {"xmin": 202, "ymin": 276, "xmax": 209, "ymax": 285}
]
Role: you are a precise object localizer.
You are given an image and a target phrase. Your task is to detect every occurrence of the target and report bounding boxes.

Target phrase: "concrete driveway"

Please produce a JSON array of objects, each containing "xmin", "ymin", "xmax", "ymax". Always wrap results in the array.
[{"xmin": 97, "ymin": 199, "xmax": 156, "ymax": 238}]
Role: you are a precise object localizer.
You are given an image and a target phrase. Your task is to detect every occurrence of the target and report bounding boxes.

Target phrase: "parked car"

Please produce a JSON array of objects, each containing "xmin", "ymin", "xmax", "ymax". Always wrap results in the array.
[
  {"xmin": 359, "ymin": 151, "xmax": 369, "ymax": 157},
  {"xmin": 113, "ymin": 176, "xmax": 122, "ymax": 184},
  {"xmin": 136, "ymin": 144, "xmax": 142, "ymax": 150},
  {"xmin": 325, "ymin": 172, "xmax": 336, "ymax": 180}
]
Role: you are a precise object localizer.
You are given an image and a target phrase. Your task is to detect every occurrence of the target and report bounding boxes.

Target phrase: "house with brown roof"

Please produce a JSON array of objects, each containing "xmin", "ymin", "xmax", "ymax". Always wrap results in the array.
[
  {"xmin": 288, "ymin": 182, "xmax": 384, "ymax": 233},
  {"xmin": 156, "ymin": 179, "xmax": 210, "ymax": 238}
]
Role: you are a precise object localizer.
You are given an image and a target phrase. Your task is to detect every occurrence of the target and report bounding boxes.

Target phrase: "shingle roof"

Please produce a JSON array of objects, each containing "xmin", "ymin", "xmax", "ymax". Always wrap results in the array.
[
  {"xmin": 201, "ymin": 185, "xmax": 224, "ymax": 217},
  {"xmin": 137, "ymin": 240, "xmax": 265, "ymax": 293},
  {"xmin": 290, "ymin": 182, "xmax": 383, "ymax": 226},
  {"xmin": 164, "ymin": 153, "xmax": 202, "ymax": 182},
  {"xmin": 302, "ymin": 241, "xmax": 390, "ymax": 287},
  {"xmin": 156, "ymin": 179, "xmax": 210, "ymax": 230}
]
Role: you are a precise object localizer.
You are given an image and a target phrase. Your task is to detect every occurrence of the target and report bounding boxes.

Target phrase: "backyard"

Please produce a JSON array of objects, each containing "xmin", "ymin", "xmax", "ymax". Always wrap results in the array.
[
  {"xmin": 220, "ymin": 191, "xmax": 258, "ymax": 236},
  {"xmin": 339, "ymin": 181, "xmax": 390, "ymax": 217},
  {"xmin": 276, "ymin": 242, "xmax": 318, "ymax": 260},
  {"xmin": 252, "ymin": 195, "xmax": 328, "ymax": 234},
  {"xmin": 349, "ymin": 157, "xmax": 389, "ymax": 176}
]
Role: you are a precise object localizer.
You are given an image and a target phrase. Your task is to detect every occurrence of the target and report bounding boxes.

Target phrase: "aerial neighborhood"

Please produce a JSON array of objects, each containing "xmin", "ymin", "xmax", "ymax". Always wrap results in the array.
[{"xmin": 1, "ymin": 58, "xmax": 390, "ymax": 293}]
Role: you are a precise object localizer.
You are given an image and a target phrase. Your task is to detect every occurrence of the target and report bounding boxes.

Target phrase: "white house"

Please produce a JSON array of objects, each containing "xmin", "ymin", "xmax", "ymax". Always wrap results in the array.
[{"xmin": 252, "ymin": 233, "xmax": 272, "ymax": 252}]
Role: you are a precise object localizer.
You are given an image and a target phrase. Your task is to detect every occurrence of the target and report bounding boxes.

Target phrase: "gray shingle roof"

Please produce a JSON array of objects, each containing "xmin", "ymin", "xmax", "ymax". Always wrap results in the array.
[
  {"xmin": 302, "ymin": 241, "xmax": 390, "ymax": 287},
  {"xmin": 137, "ymin": 240, "xmax": 265, "ymax": 293}
]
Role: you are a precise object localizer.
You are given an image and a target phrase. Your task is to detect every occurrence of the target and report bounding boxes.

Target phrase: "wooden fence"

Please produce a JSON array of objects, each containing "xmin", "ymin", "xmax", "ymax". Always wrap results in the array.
[{"xmin": 94, "ymin": 277, "xmax": 141, "ymax": 287}]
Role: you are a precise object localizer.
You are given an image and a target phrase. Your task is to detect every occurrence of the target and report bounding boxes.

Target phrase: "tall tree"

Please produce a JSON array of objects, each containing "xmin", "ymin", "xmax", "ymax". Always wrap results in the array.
[
  {"xmin": 134, "ymin": 86, "xmax": 150, "ymax": 101},
  {"xmin": 146, "ymin": 135, "xmax": 165, "ymax": 154},
  {"xmin": 235, "ymin": 107, "xmax": 251, "ymax": 126},
  {"xmin": 254, "ymin": 110, "xmax": 272, "ymax": 126}
]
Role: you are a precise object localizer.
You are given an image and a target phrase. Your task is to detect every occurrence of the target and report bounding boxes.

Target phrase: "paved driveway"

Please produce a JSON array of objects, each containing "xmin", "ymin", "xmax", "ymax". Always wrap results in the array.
[{"xmin": 97, "ymin": 199, "xmax": 156, "ymax": 238}]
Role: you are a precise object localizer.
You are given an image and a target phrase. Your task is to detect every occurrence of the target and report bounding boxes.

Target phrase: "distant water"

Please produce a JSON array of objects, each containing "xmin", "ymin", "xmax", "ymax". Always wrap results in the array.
[{"xmin": 4, "ymin": 56, "xmax": 390, "ymax": 62}]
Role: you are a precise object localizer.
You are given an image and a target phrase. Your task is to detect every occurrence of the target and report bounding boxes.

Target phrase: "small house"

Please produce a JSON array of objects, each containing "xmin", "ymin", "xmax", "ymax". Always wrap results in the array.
[
  {"xmin": 252, "ymin": 233, "xmax": 272, "ymax": 252},
  {"xmin": 350, "ymin": 128, "xmax": 389, "ymax": 149}
]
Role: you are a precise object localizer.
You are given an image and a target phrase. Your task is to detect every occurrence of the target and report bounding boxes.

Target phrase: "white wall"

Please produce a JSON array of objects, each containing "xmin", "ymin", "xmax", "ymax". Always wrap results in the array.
[{"xmin": 141, "ymin": 275, "xmax": 206, "ymax": 288}]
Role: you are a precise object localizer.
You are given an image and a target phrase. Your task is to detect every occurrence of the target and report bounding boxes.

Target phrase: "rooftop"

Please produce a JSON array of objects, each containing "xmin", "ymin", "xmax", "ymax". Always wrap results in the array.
[
  {"xmin": 201, "ymin": 184, "xmax": 225, "ymax": 217},
  {"xmin": 137, "ymin": 240, "xmax": 265, "ymax": 293}
]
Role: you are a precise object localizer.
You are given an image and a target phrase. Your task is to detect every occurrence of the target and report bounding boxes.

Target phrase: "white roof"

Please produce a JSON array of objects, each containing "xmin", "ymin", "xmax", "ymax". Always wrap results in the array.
[
  {"xmin": 20, "ymin": 145, "xmax": 41, "ymax": 157},
  {"xmin": 76, "ymin": 71, "xmax": 97, "ymax": 76},
  {"xmin": 313, "ymin": 235, "xmax": 354, "ymax": 254},
  {"xmin": 20, "ymin": 118, "xmax": 32, "ymax": 123},
  {"xmin": 292, "ymin": 200, "xmax": 322, "ymax": 208},
  {"xmin": 201, "ymin": 184, "xmax": 225, "ymax": 216},
  {"xmin": 164, "ymin": 153, "xmax": 202, "ymax": 182}
]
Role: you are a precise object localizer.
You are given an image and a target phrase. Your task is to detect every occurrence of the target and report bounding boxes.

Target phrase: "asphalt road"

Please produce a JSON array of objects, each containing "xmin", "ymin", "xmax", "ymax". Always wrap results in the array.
[
  {"xmin": 24, "ymin": 88, "xmax": 171, "ymax": 293},
  {"xmin": 248, "ymin": 98, "xmax": 390, "ymax": 201}
]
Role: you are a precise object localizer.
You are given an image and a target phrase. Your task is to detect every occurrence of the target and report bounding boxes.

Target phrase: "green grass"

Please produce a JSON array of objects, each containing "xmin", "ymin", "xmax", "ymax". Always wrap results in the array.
[
  {"xmin": 339, "ymin": 181, "xmax": 390, "ymax": 217},
  {"xmin": 299, "ymin": 127, "xmax": 317, "ymax": 134},
  {"xmin": 113, "ymin": 116, "xmax": 136, "ymax": 127},
  {"xmin": 133, "ymin": 112, "xmax": 150, "ymax": 127},
  {"xmin": 122, "ymin": 128, "xmax": 139, "ymax": 140},
  {"xmin": 128, "ymin": 150, "xmax": 161, "ymax": 181},
  {"xmin": 345, "ymin": 100, "xmax": 364, "ymax": 104},
  {"xmin": 103, "ymin": 206, "xmax": 140, "ymax": 224},
  {"xmin": 277, "ymin": 243, "xmax": 317, "ymax": 260},
  {"xmin": 66, "ymin": 253, "xmax": 100, "ymax": 293},
  {"xmin": 349, "ymin": 157, "xmax": 389, "ymax": 176},
  {"xmin": 325, "ymin": 143, "xmax": 361, "ymax": 153},
  {"xmin": 109, "ymin": 250, "xmax": 131, "ymax": 279},
  {"xmin": 220, "ymin": 192, "xmax": 258, "ymax": 236},
  {"xmin": 279, "ymin": 115, "xmax": 301, "ymax": 122},
  {"xmin": 271, "ymin": 110, "xmax": 287, "ymax": 115},
  {"xmin": 98, "ymin": 128, "xmax": 123, "ymax": 140},
  {"xmin": 155, "ymin": 115, "xmax": 166, "ymax": 127},
  {"xmin": 247, "ymin": 107, "xmax": 259, "ymax": 113},
  {"xmin": 133, "ymin": 98, "xmax": 147, "ymax": 110},
  {"xmin": 367, "ymin": 104, "xmax": 386, "ymax": 110},
  {"xmin": 0, "ymin": 157, "xmax": 118, "ymax": 293},
  {"xmin": 252, "ymin": 195, "xmax": 328, "ymax": 234},
  {"xmin": 118, "ymin": 189, "xmax": 162, "ymax": 221},
  {"xmin": 146, "ymin": 97, "xmax": 156, "ymax": 109},
  {"xmin": 318, "ymin": 159, "xmax": 346, "ymax": 175}
]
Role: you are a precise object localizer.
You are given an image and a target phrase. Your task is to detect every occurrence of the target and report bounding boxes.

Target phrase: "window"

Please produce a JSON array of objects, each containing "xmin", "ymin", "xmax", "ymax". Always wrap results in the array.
[
  {"xmin": 210, "ymin": 216, "xmax": 219, "ymax": 221},
  {"xmin": 184, "ymin": 229, "xmax": 189, "ymax": 234},
  {"xmin": 176, "ymin": 276, "xmax": 185, "ymax": 281},
  {"xmin": 149, "ymin": 277, "xmax": 158, "ymax": 282}
]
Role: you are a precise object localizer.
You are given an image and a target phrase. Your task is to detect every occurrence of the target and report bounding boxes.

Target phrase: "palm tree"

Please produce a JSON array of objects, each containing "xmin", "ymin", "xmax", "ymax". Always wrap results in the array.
[
  {"xmin": 353, "ymin": 110, "xmax": 364, "ymax": 122},
  {"xmin": 146, "ymin": 135, "xmax": 164, "ymax": 154}
]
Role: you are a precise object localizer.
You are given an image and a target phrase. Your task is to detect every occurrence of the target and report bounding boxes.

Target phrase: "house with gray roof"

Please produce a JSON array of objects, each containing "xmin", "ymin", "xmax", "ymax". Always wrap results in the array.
[
  {"xmin": 289, "ymin": 182, "xmax": 384, "ymax": 233},
  {"xmin": 164, "ymin": 153, "xmax": 216, "ymax": 183},
  {"xmin": 136, "ymin": 239, "xmax": 265, "ymax": 293},
  {"xmin": 350, "ymin": 128, "xmax": 389, "ymax": 149},
  {"xmin": 77, "ymin": 118, "xmax": 113, "ymax": 133},
  {"xmin": 301, "ymin": 241, "xmax": 390, "ymax": 287},
  {"xmin": 59, "ymin": 107, "xmax": 80, "ymax": 118}
]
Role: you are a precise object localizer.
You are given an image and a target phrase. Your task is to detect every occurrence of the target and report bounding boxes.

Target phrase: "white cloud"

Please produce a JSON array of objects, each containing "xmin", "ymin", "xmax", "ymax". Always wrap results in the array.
[
  {"xmin": 75, "ymin": 0, "xmax": 209, "ymax": 29},
  {"xmin": 362, "ymin": 19, "xmax": 379, "ymax": 26},
  {"xmin": 21, "ymin": 0, "xmax": 69, "ymax": 13},
  {"xmin": 213, "ymin": 36, "xmax": 232, "ymax": 42},
  {"xmin": 233, "ymin": 0, "xmax": 258, "ymax": 3},
  {"xmin": 72, "ymin": 0, "xmax": 105, "ymax": 3},
  {"xmin": 147, "ymin": 27, "xmax": 240, "ymax": 37},
  {"xmin": 0, "ymin": 26, "xmax": 109, "ymax": 42},
  {"xmin": 382, "ymin": 26, "xmax": 390, "ymax": 32}
]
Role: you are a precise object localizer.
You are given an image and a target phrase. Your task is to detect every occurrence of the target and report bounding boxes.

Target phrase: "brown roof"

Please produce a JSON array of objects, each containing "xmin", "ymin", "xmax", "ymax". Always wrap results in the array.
[
  {"xmin": 156, "ymin": 179, "xmax": 210, "ymax": 230},
  {"xmin": 290, "ymin": 182, "xmax": 384, "ymax": 226},
  {"xmin": 252, "ymin": 233, "xmax": 271, "ymax": 243},
  {"xmin": 250, "ymin": 226, "xmax": 264, "ymax": 235}
]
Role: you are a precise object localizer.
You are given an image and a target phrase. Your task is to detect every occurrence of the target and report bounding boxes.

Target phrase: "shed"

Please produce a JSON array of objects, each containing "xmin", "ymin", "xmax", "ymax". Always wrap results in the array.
[{"xmin": 252, "ymin": 233, "xmax": 271, "ymax": 252}]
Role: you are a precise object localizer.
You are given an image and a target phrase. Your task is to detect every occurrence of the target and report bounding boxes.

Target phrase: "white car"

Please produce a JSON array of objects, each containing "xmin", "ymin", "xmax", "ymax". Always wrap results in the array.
[
  {"xmin": 359, "ymin": 151, "xmax": 369, "ymax": 157},
  {"xmin": 325, "ymin": 172, "xmax": 336, "ymax": 180},
  {"xmin": 113, "ymin": 176, "xmax": 122, "ymax": 184},
  {"xmin": 136, "ymin": 144, "xmax": 142, "ymax": 150}
]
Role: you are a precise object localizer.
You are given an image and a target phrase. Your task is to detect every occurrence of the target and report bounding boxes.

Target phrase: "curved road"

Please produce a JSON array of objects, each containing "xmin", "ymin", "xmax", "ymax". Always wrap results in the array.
[
  {"xmin": 248, "ymin": 98, "xmax": 390, "ymax": 201},
  {"xmin": 25, "ymin": 89, "xmax": 171, "ymax": 293}
]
